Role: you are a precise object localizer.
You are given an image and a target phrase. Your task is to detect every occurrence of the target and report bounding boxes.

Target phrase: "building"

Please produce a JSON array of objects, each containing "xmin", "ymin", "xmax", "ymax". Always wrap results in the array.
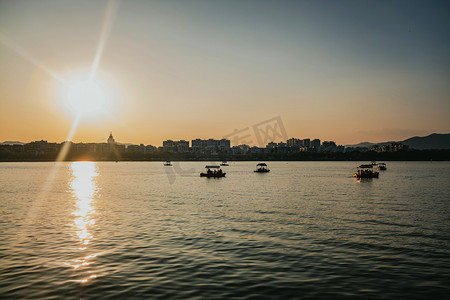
[
  {"xmin": 311, "ymin": 139, "xmax": 321, "ymax": 150},
  {"xmin": 163, "ymin": 140, "xmax": 175, "ymax": 151},
  {"xmin": 0, "ymin": 143, "xmax": 25, "ymax": 152},
  {"xmin": 302, "ymin": 138, "xmax": 311, "ymax": 148},
  {"xmin": 107, "ymin": 132, "xmax": 116, "ymax": 144},
  {"xmin": 369, "ymin": 143, "xmax": 409, "ymax": 152},
  {"xmin": 218, "ymin": 139, "xmax": 231, "ymax": 151},
  {"xmin": 191, "ymin": 138, "xmax": 230, "ymax": 153},
  {"xmin": 145, "ymin": 145, "xmax": 157, "ymax": 152},
  {"xmin": 163, "ymin": 140, "xmax": 190, "ymax": 152},
  {"xmin": 250, "ymin": 146, "xmax": 264, "ymax": 154},
  {"xmin": 231, "ymin": 144, "xmax": 250, "ymax": 155},
  {"xmin": 127, "ymin": 144, "xmax": 145, "ymax": 152},
  {"xmin": 266, "ymin": 141, "xmax": 277, "ymax": 149},
  {"xmin": 276, "ymin": 142, "xmax": 289, "ymax": 153},
  {"xmin": 287, "ymin": 138, "xmax": 301, "ymax": 147},
  {"xmin": 191, "ymin": 139, "xmax": 207, "ymax": 152},
  {"xmin": 320, "ymin": 141, "xmax": 337, "ymax": 152},
  {"xmin": 24, "ymin": 140, "xmax": 59, "ymax": 153},
  {"xmin": 176, "ymin": 140, "xmax": 189, "ymax": 152},
  {"xmin": 322, "ymin": 141, "xmax": 337, "ymax": 148}
]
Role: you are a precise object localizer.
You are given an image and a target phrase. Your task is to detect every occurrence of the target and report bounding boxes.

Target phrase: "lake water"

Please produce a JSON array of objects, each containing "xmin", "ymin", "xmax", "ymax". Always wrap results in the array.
[{"xmin": 1, "ymin": 161, "xmax": 449, "ymax": 299}]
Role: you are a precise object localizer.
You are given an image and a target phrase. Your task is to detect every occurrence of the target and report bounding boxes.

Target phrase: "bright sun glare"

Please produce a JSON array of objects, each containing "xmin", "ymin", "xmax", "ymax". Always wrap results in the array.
[
  {"xmin": 56, "ymin": 71, "xmax": 116, "ymax": 147},
  {"xmin": 64, "ymin": 79, "xmax": 107, "ymax": 116}
]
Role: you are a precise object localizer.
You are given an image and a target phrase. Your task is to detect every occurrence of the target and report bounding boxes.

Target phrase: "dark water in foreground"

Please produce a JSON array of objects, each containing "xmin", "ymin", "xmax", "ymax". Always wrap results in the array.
[{"xmin": 1, "ymin": 161, "xmax": 449, "ymax": 299}]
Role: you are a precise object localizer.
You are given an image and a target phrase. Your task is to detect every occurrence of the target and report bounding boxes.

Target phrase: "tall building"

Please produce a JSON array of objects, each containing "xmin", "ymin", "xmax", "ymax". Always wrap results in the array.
[
  {"xmin": 163, "ymin": 140, "xmax": 190, "ymax": 152},
  {"xmin": 322, "ymin": 141, "xmax": 337, "ymax": 148},
  {"xmin": 107, "ymin": 132, "xmax": 116, "ymax": 144},
  {"xmin": 191, "ymin": 139, "xmax": 207, "ymax": 152},
  {"xmin": 311, "ymin": 139, "xmax": 321, "ymax": 149},
  {"xmin": 176, "ymin": 140, "xmax": 189, "ymax": 152},
  {"xmin": 266, "ymin": 141, "xmax": 277, "ymax": 149},
  {"xmin": 163, "ymin": 140, "xmax": 175, "ymax": 151},
  {"xmin": 191, "ymin": 138, "xmax": 230, "ymax": 153},
  {"xmin": 218, "ymin": 139, "xmax": 231, "ymax": 151},
  {"xmin": 302, "ymin": 138, "xmax": 311, "ymax": 148},
  {"xmin": 287, "ymin": 138, "xmax": 301, "ymax": 147}
]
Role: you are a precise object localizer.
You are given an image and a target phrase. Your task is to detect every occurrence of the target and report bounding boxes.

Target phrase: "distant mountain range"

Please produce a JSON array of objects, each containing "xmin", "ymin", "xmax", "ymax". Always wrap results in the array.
[
  {"xmin": 0, "ymin": 141, "xmax": 25, "ymax": 145},
  {"xmin": 346, "ymin": 133, "xmax": 450, "ymax": 150}
]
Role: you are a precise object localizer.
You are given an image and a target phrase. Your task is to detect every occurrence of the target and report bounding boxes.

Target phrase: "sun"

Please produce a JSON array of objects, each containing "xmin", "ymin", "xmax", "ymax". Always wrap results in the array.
[
  {"xmin": 57, "ymin": 71, "xmax": 117, "ymax": 123},
  {"xmin": 64, "ymin": 79, "xmax": 106, "ymax": 116}
]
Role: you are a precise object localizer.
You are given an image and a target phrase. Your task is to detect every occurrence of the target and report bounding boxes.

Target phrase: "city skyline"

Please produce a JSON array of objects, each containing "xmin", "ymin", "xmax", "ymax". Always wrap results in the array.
[
  {"xmin": 1, "ymin": 0, "xmax": 450, "ymax": 146},
  {"xmin": 0, "ymin": 133, "xmax": 415, "ymax": 160},
  {"xmin": 1, "ymin": 130, "xmax": 448, "ymax": 149},
  {"xmin": 1, "ymin": 132, "xmax": 336, "ymax": 148}
]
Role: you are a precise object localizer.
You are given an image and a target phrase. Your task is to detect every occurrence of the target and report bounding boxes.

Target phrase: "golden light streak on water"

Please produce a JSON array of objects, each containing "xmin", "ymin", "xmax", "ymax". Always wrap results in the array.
[
  {"xmin": 18, "ymin": 110, "xmax": 81, "ymax": 247},
  {"xmin": 69, "ymin": 161, "xmax": 100, "ymax": 284},
  {"xmin": 1, "ymin": 3, "xmax": 119, "ymax": 265}
]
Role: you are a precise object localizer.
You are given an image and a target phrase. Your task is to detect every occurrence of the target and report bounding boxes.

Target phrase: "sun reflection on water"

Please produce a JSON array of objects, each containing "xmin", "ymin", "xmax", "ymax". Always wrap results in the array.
[{"xmin": 68, "ymin": 161, "xmax": 100, "ymax": 283}]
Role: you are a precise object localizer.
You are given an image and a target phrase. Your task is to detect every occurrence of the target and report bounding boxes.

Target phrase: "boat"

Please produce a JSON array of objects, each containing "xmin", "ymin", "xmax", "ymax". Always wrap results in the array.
[
  {"xmin": 377, "ymin": 163, "xmax": 387, "ymax": 170},
  {"xmin": 164, "ymin": 161, "xmax": 172, "ymax": 166},
  {"xmin": 254, "ymin": 163, "xmax": 270, "ymax": 173},
  {"xmin": 200, "ymin": 165, "xmax": 226, "ymax": 178},
  {"xmin": 220, "ymin": 161, "xmax": 229, "ymax": 166},
  {"xmin": 354, "ymin": 164, "xmax": 379, "ymax": 178}
]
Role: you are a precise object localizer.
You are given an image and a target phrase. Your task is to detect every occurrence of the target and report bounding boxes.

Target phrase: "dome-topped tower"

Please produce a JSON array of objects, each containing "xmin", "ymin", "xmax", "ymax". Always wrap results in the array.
[{"xmin": 107, "ymin": 132, "xmax": 115, "ymax": 144}]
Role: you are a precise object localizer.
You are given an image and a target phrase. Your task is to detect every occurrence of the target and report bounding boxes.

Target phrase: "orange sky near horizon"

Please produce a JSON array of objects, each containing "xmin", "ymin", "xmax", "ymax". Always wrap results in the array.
[{"xmin": 1, "ymin": 0, "xmax": 449, "ymax": 147}]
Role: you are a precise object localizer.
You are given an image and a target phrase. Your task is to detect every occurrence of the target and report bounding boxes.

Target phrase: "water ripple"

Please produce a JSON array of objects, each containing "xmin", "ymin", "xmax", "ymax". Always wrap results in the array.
[{"xmin": 1, "ymin": 161, "xmax": 450, "ymax": 299}]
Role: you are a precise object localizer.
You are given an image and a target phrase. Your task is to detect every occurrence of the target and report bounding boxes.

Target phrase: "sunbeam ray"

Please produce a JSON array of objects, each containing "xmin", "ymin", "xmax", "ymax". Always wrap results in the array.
[
  {"xmin": 56, "ymin": 112, "xmax": 82, "ymax": 162},
  {"xmin": 3, "ymin": 2, "xmax": 120, "ymax": 257},
  {"xmin": 0, "ymin": 29, "xmax": 65, "ymax": 84},
  {"xmin": 89, "ymin": 0, "xmax": 119, "ymax": 81}
]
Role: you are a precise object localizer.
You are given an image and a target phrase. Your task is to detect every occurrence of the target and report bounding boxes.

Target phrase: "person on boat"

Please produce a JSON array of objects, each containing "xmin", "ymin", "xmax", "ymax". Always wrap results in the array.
[{"xmin": 207, "ymin": 168, "xmax": 211, "ymax": 175}]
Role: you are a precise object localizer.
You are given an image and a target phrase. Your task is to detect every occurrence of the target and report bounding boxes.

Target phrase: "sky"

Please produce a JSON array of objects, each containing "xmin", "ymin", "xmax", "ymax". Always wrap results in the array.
[{"xmin": 0, "ymin": 0, "xmax": 449, "ymax": 146}]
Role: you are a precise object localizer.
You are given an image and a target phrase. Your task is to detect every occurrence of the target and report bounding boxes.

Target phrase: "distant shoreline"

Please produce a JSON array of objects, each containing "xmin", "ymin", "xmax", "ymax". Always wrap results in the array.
[
  {"xmin": 1, "ymin": 149, "xmax": 449, "ymax": 162},
  {"xmin": 1, "ymin": 160, "xmax": 449, "ymax": 163}
]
